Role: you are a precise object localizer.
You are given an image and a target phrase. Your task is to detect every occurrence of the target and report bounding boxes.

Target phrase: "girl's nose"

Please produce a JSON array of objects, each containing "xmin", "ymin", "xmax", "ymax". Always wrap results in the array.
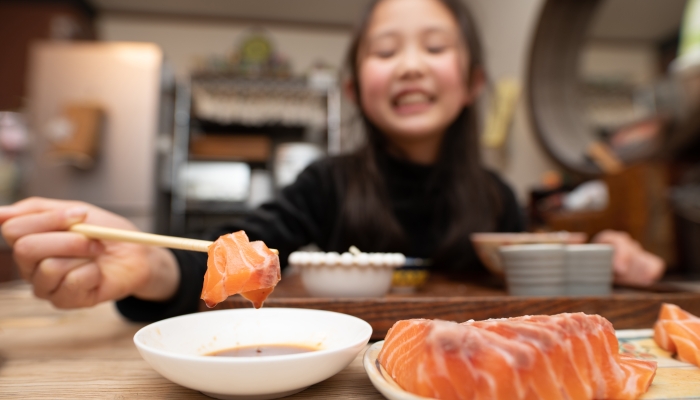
[{"xmin": 396, "ymin": 45, "xmax": 427, "ymax": 80}]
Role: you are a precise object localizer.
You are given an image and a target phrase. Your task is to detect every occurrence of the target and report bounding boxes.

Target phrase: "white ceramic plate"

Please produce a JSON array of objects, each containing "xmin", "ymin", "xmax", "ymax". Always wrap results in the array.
[
  {"xmin": 364, "ymin": 341, "xmax": 433, "ymax": 400},
  {"xmin": 135, "ymin": 308, "xmax": 372, "ymax": 400},
  {"xmin": 364, "ymin": 330, "xmax": 691, "ymax": 400}
]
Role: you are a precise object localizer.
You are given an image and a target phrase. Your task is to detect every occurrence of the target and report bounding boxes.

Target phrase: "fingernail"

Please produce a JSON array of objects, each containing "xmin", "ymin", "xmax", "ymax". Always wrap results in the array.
[{"xmin": 65, "ymin": 207, "xmax": 88, "ymax": 223}]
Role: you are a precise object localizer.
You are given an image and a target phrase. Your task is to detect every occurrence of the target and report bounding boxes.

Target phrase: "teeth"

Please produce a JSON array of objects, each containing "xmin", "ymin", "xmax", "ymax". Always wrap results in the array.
[{"xmin": 395, "ymin": 93, "xmax": 430, "ymax": 105}]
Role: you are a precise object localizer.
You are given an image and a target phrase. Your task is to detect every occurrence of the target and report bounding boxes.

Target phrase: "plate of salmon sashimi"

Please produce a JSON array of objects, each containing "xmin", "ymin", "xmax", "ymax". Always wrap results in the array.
[
  {"xmin": 364, "ymin": 313, "xmax": 658, "ymax": 400},
  {"xmin": 200, "ymin": 231, "xmax": 281, "ymax": 308}
]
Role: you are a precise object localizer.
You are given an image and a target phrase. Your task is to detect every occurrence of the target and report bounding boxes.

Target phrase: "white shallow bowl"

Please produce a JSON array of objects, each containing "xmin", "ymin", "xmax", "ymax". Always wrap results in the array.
[{"xmin": 134, "ymin": 308, "xmax": 372, "ymax": 400}]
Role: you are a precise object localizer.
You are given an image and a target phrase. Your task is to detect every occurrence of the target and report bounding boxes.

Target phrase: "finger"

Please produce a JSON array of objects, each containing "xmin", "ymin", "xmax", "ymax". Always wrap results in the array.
[
  {"xmin": 608, "ymin": 236, "xmax": 642, "ymax": 275},
  {"xmin": 593, "ymin": 229, "xmax": 624, "ymax": 244},
  {"xmin": 32, "ymin": 257, "xmax": 92, "ymax": 299},
  {"xmin": 2, "ymin": 206, "xmax": 88, "ymax": 246},
  {"xmin": 613, "ymin": 271, "xmax": 629, "ymax": 286},
  {"xmin": 616, "ymin": 252, "xmax": 665, "ymax": 286},
  {"xmin": 611, "ymin": 246, "xmax": 632, "ymax": 276},
  {"xmin": 649, "ymin": 255, "xmax": 665, "ymax": 281},
  {"xmin": 0, "ymin": 197, "xmax": 82, "ymax": 217},
  {"xmin": 48, "ymin": 263, "xmax": 102, "ymax": 309},
  {"xmin": 613, "ymin": 267, "xmax": 644, "ymax": 286},
  {"xmin": 14, "ymin": 232, "xmax": 103, "ymax": 280},
  {"xmin": 0, "ymin": 197, "xmax": 82, "ymax": 223},
  {"xmin": 638, "ymin": 252, "xmax": 665, "ymax": 284}
]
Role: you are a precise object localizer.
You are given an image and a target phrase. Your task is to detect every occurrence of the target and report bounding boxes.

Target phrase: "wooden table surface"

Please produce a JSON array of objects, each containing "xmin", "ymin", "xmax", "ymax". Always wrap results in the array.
[
  {"xmin": 4, "ymin": 275, "xmax": 700, "ymax": 399},
  {"xmin": 0, "ymin": 281, "xmax": 384, "ymax": 399}
]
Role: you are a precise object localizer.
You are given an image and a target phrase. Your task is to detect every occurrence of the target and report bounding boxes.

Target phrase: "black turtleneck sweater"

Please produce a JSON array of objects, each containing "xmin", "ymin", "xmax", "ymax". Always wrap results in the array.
[{"xmin": 116, "ymin": 154, "xmax": 523, "ymax": 321}]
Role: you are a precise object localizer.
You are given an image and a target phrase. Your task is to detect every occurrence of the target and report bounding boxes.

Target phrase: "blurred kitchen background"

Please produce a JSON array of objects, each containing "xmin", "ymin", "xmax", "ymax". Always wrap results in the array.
[{"xmin": 1, "ymin": 0, "xmax": 700, "ymax": 282}]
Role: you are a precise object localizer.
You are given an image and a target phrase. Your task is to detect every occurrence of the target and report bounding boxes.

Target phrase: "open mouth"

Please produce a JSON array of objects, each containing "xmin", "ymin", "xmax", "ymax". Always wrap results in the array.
[{"xmin": 392, "ymin": 91, "xmax": 435, "ymax": 114}]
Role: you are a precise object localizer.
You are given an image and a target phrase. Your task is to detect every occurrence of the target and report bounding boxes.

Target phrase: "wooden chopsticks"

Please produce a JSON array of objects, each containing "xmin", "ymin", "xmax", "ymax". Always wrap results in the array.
[{"xmin": 69, "ymin": 224, "xmax": 279, "ymax": 255}]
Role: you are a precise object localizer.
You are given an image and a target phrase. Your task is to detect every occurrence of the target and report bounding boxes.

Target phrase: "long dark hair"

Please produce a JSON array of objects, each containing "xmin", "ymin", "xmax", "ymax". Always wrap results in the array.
[{"xmin": 337, "ymin": 0, "xmax": 502, "ymax": 271}]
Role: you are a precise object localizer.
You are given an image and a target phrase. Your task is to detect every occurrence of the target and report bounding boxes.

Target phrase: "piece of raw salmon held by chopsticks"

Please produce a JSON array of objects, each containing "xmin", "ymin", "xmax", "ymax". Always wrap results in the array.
[
  {"xmin": 201, "ymin": 231, "xmax": 281, "ymax": 309},
  {"xmin": 654, "ymin": 303, "xmax": 700, "ymax": 365},
  {"xmin": 378, "ymin": 313, "xmax": 657, "ymax": 400}
]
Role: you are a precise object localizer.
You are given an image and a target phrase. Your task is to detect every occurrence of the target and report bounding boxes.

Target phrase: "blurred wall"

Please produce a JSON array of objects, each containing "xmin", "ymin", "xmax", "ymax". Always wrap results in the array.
[
  {"xmin": 97, "ymin": 0, "xmax": 555, "ymax": 202},
  {"xmin": 25, "ymin": 42, "xmax": 162, "ymax": 232},
  {"xmin": 467, "ymin": 0, "xmax": 556, "ymax": 202},
  {"xmin": 96, "ymin": 13, "xmax": 352, "ymax": 79}
]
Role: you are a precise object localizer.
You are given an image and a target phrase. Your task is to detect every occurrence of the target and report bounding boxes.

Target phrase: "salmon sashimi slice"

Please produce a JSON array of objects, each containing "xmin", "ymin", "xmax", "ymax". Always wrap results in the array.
[
  {"xmin": 510, "ymin": 314, "xmax": 656, "ymax": 399},
  {"xmin": 200, "ymin": 231, "xmax": 280, "ymax": 308},
  {"xmin": 466, "ymin": 317, "xmax": 589, "ymax": 400},
  {"xmin": 378, "ymin": 319, "xmax": 536, "ymax": 400},
  {"xmin": 378, "ymin": 313, "xmax": 657, "ymax": 400},
  {"xmin": 653, "ymin": 303, "xmax": 700, "ymax": 365}
]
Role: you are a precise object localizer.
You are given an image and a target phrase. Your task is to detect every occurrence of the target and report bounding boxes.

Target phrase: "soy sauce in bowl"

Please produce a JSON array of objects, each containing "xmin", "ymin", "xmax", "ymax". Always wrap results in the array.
[{"xmin": 207, "ymin": 344, "xmax": 317, "ymax": 358}]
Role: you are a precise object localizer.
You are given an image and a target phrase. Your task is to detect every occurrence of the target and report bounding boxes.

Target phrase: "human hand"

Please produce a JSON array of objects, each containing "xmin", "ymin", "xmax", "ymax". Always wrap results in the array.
[
  {"xmin": 592, "ymin": 229, "xmax": 665, "ymax": 286},
  {"xmin": 0, "ymin": 197, "xmax": 179, "ymax": 308}
]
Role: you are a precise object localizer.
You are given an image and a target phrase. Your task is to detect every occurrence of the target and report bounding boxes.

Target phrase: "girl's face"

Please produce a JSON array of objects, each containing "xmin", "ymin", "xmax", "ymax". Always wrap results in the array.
[{"xmin": 358, "ymin": 0, "xmax": 477, "ymax": 145}]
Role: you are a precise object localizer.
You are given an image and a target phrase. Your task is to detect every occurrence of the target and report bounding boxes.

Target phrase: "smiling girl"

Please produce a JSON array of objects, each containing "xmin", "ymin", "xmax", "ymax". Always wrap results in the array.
[
  {"xmin": 0, "ymin": 0, "xmax": 663, "ymax": 318},
  {"xmin": 332, "ymin": 0, "xmax": 520, "ymax": 273}
]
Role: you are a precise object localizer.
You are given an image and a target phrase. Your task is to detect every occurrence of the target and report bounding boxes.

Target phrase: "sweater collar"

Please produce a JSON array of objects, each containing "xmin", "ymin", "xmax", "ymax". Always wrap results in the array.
[{"xmin": 377, "ymin": 149, "xmax": 435, "ymax": 180}]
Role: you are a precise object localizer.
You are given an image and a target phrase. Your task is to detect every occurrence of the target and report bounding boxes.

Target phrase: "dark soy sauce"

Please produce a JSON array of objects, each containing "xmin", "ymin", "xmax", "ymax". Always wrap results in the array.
[{"xmin": 207, "ymin": 344, "xmax": 317, "ymax": 357}]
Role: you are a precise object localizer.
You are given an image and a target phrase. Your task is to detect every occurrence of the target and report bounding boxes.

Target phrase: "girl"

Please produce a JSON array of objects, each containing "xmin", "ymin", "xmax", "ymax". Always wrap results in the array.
[{"xmin": 0, "ymin": 0, "xmax": 663, "ymax": 319}]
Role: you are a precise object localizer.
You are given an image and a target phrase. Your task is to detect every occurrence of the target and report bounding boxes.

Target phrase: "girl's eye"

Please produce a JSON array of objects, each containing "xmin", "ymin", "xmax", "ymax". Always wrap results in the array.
[
  {"xmin": 374, "ymin": 49, "xmax": 396, "ymax": 58},
  {"xmin": 423, "ymin": 30, "xmax": 453, "ymax": 54},
  {"xmin": 369, "ymin": 36, "xmax": 399, "ymax": 59},
  {"xmin": 426, "ymin": 45, "xmax": 447, "ymax": 54}
]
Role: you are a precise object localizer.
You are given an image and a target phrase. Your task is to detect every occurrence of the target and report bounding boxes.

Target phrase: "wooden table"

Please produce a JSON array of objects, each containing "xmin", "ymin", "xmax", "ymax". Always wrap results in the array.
[
  {"xmin": 0, "ymin": 281, "xmax": 384, "ymax": 399},
  {"xmin": 4, "ymin": 275, "xmax": 700, "ymax": 399}
]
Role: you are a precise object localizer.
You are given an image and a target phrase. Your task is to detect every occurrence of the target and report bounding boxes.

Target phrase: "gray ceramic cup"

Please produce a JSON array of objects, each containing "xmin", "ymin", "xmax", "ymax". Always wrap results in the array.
[
  {"xmin": 499, "ymin": 244, "xmax": 566, "ymax": 296},
  {"xmin": 565, "ymin": 244, "xmax": 614, "ymax": 296}
]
